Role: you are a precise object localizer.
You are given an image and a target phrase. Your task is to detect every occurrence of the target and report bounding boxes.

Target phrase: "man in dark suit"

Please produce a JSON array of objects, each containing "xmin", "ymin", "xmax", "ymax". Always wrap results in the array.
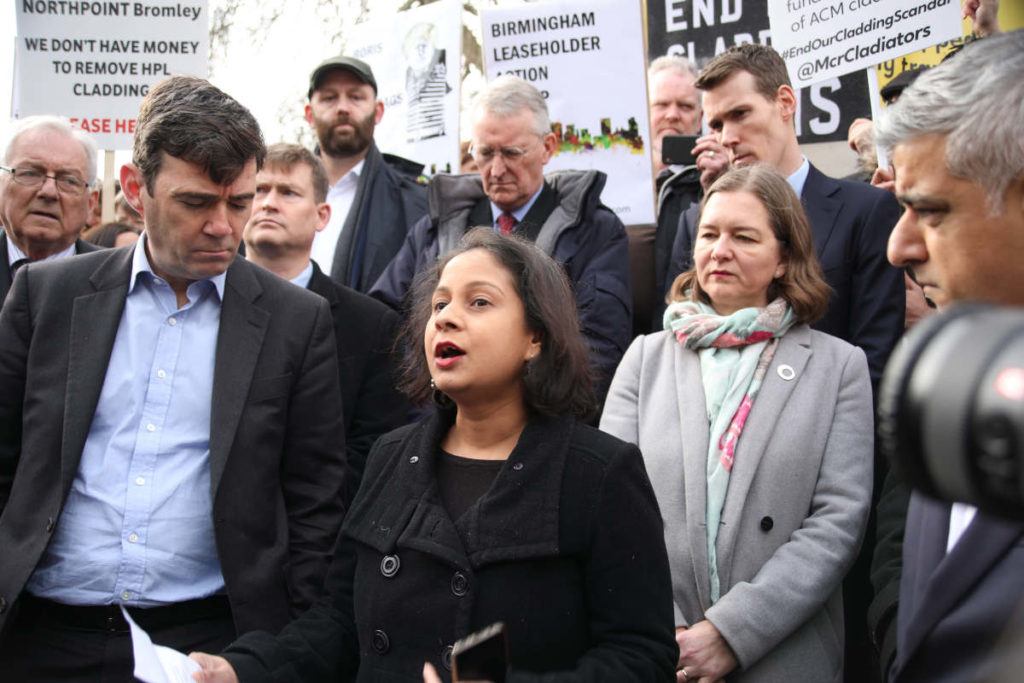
[
  {"xmin": 0, "ymin": 115, "xmax": 103, "ymax": 301},
  {"xmin": 874, "ymin": 29, "xmax": 1024, "ymax": 682},
  {"xmin": 0, "ymin": 76, "xmax": 347, "ymax": 680},
  {"xmin": 665, "ymin": 44, "xmax": 903, "ymax": 388},
  {"xmin": 305, "ymin": 56, "xmax": 428, "ymax": 292},
  {"xmin": 244, "ymin": 142, "xmax": 408, "ymax": 506}
]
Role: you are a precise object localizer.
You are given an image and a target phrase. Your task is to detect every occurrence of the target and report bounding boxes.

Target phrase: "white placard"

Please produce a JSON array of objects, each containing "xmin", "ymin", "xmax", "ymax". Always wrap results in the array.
[
  {"xmin": 768, "ymin": 0, "xmax": 962, "ymax": 87},
  {"xmin": 14, "ymin": 1, "xmax": 209, "ymax": 150},
  {"xmin": 481, "ymin": 0, "xmax": 655, "ymax": 225},
  {"xmin": 346, "ymin": 0, "xmax": 462, "ymax": 175}
]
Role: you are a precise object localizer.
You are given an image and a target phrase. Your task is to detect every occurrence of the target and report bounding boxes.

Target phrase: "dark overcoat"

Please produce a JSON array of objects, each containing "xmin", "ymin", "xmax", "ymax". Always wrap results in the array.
[{"xmin": 224, "ymin": 410, "xmax": 678, "ymax": 682}]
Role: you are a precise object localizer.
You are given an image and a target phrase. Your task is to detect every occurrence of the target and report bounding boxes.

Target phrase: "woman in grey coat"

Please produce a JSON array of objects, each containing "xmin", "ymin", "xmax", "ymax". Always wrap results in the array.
[{"xmin": 601, "ymin": 166, "xmax": 873, "ymax": 683}]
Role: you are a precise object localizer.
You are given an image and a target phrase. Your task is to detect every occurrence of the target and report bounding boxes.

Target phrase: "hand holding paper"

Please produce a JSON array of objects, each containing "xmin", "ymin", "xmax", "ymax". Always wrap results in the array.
[
  {"xmin": 120, "ymin": 605, "xmax": 202, "ymax": 683},
  {"xmin": 188, "ymin": 652, "xmax": 240, "ymax": 683}
]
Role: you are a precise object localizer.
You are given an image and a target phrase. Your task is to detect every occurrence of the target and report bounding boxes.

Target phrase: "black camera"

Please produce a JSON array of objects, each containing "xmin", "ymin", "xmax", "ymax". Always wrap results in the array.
[{"xmin": 878, "ymin": 304, "xmax": 1024, "ymax": 518}]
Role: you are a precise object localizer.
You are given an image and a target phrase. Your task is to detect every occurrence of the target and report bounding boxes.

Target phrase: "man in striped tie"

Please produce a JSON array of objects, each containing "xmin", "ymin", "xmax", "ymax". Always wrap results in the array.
[{"xmin": 371, "ymin": 75, "xmax": 632, "ymax": 405}]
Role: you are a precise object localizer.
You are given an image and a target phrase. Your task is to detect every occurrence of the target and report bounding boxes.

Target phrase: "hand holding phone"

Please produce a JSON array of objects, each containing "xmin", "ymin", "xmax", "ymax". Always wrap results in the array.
[
  {"xmin": 661, "ymin": 134, "xmax": 699, "ymax": 167},
  {"xmin": 452, "ymin": 622, "xmax": 507, "ymax": 683}
]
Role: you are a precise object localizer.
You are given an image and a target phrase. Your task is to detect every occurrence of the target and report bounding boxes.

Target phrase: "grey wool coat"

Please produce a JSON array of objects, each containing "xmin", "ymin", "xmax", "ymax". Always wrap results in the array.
[{"xmin": 600, "ymin": 324, "xmax": 873, "ymax": 682}]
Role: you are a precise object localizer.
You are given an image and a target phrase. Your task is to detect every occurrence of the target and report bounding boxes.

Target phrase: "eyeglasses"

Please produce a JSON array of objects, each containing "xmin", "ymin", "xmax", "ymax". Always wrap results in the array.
[
  {"xmin": 469, "ymin": 144, "xmax": 534, "ymax": 167},
  {"xmin": 1, "ymin": 165, "xmax": 91, "ymax": 196}
]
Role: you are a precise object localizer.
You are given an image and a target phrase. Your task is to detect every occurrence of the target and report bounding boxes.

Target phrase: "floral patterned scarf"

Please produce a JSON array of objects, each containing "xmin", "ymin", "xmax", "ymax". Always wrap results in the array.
[{"xmin": 663, "ymin": 298, "xmax": 796, "ymax": 602}]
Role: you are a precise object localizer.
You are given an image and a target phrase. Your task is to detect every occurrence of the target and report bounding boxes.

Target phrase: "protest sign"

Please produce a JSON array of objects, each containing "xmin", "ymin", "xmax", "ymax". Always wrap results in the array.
[
  {"xmin": 14, "ymin": 1, "xmax": 208, "ymax": 150},
  {"xmin": 481, "ymin": 0, "xmax": 655, "ymax": 225},
  {"xmin": 647, "ymin": 0, "xmax": 867, "ymax": 144},
  {"xmin": 768, "ymin": 0, "xmax": 962, "ymax": 87},
  {"xmin": 346, "ymin": 0, "xmax": 461, "ymax": 175},
  {"xmin": 874, "ymin": 0, "xmax": 1024, "ymax": 99},
  {"xmin": 865, "ymin": 6, "xmax": 1024, "ymax": 168}
]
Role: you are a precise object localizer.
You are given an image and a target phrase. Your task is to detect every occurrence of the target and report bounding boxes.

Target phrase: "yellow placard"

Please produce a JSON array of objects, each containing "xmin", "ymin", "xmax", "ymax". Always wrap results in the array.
[{"xmin": 875, "ymin": 5, "xmax": 1024, "ymax": 98}]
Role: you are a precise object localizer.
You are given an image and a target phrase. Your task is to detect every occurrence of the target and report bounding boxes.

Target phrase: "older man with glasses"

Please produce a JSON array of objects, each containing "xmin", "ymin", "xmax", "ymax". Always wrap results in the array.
[
  {"xmin": 371, "ymin": 75, "xmax": 632, "ymax": 404},
  {"xmin": 0, "ymin": 116, "xmax": 102, "ymax": 302}
]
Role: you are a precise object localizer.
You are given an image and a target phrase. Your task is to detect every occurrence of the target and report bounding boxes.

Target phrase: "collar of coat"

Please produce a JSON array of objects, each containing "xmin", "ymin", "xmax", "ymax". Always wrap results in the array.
[
  {"xmin": 429, "ymin": 170, "xmax": 608, "ymax": 257},
  {"xmin": 341, "ymin": 409, "xmax": 574, "ymax": 572}
]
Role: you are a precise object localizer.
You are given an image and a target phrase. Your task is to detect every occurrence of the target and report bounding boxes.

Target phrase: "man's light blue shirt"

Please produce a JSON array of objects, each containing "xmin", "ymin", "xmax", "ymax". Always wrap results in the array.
[
  {"xmin": 787, "ymin": 157, "xmax": 811, "ymax": 199},
  {"xmin": 489, "ymin": 184, "xmax": 543, "ymax": 231},
  {"xmin": 289, "ymin": 261, "xmax": 314, "ymax": 289},
  {"xmin": 27, "ymin": 235, "xmax": 228, "ymax": 606}
]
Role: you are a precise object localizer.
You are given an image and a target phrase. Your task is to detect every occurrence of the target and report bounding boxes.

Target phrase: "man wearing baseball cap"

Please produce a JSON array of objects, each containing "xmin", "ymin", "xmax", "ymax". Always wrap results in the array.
[{"xmin": 305, "ymin": 56, "xmax": 428, "ymax": 293}]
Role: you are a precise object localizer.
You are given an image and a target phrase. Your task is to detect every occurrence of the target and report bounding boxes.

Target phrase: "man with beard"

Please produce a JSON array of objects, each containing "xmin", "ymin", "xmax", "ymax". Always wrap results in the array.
[{"xmin": 305, "ymin": 56, "xmax": 428, "ymax": 293}]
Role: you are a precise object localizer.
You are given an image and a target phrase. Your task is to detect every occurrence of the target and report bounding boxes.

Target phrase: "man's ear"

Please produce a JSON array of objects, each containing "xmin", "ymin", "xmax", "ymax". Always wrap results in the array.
[
  {"xmin": 540, "ymin": 132, "xmax": 557, "ymax": 164},
  {"xmin": 374, "ymin": 100, "xmax": 385, "ymax": 125},
  {"xmin": 775, "ymin": 85, "xmax": 798, "ymax": 122},
  {"xmin": 87, "ymin": 188, "xmax": 99, "ymax": 223},
  {"xmin": 304, "ymin": 103, "xmax": 314, "ymax": 127},
  {"xmin": 119, "ymin": 164, "xmax": 146, "ymax": 218},
  {"xmin": 315, "ymin": 202, "xmax": 331, "ymax": 232}
]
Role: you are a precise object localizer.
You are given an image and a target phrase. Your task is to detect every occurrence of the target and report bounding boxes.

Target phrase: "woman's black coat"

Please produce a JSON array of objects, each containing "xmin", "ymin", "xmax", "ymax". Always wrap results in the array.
[{"xmin": 223, "ymin": 410, "xmax": 678, "ymax": 681}]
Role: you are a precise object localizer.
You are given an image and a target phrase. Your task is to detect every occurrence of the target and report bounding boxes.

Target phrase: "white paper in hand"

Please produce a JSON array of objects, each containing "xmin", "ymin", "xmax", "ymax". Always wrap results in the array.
[{"xmin": 120, "ymin": 605, "xmax": 202, "ymax": 683}]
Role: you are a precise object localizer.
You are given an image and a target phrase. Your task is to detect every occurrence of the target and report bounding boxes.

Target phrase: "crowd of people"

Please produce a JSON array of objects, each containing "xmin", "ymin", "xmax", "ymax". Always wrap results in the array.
[{"xmin": 0, "ymin": 0, "xmax": 1020, "ymax": 681}]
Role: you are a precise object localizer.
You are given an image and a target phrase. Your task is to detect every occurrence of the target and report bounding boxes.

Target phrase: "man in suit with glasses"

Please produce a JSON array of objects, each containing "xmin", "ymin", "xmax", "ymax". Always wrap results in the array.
[{"xmin": 0, "ymin": 116, "xmax": 101, "ymax": 301}]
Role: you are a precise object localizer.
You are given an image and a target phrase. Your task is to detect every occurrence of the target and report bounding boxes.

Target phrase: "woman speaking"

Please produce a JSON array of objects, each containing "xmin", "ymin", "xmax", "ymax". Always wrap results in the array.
[
  {"xmin": 192, "ymin": 228, "xmax": 677, "ymax": 682},
  {"xmin": 601, "ymin": 166, "xmax": 872, "ymax": 683}
]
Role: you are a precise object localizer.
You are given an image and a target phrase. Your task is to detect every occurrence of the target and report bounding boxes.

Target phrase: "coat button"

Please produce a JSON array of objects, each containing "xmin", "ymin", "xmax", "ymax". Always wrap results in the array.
[
  {"xmin": 380, "ymin": 554, "xmax": 400, "ymax": 578},
  {"xmin": 46, "ymin": 516, "xmax": 55, "ymax": 533},
  {"xmin": 451, "ymin": 571, "xmax": 469, "ymax": 597},
  {"xmin": 441, "ymin": 644, "xmax": 453, "ymax": 671},
  {"xmin": 760, "ymin": 516, "xmax": 774, "ymax": 531},
  {"xmin": 372, "ymin": 629, "xmax": 390, "ymax": 654}
]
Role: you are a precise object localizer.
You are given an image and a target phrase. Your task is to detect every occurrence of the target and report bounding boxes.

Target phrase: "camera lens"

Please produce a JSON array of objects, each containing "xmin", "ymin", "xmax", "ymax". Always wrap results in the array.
[{"xmin": 878, "ymin": 304, "xmax": 1024, "ymax": 517}]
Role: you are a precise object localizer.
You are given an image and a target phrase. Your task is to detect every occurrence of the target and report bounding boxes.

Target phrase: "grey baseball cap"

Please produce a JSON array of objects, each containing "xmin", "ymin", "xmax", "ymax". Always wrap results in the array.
[{"xmin": 308, "ymin": 56, "xmax": 377, "ymax": 98}]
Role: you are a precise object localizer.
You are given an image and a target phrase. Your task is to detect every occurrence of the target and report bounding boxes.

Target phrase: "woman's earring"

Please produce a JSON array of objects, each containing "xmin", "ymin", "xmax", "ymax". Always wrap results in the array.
[{"xmin": 431, "ymin": 379, "xmax": 454, "ymax": 409}]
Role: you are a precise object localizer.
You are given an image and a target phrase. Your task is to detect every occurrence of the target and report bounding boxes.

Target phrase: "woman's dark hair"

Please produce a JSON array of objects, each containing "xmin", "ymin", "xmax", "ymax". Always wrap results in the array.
[
  {"xmin": 399, "ymin": 227, "xmax": 596, "ymax": 421},
  {"xmin": 85, "ymin": 221, "xmax": 140, "ymax": 249},
  {"xmin": 668, "ymin": 164, "xmax": 832, "ymax": 324}
]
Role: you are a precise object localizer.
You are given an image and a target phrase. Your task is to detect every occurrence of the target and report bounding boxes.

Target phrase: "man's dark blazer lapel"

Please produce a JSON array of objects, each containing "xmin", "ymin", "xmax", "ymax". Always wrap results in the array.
[
  {"xmin": 209, "ymin": 258, "xmax": 269, "ymax": 496},
  {"xmin": 307, "ymin": 262, "xmax": 339, "ymax": 310},
  {"xmin": 0, "ymin": 235, "xmax": 102, "ymax": 303},
  {"xmin": 61, "ymin": 247, "xmax": 133, "ymax": 496},
  {"xmin": 900, "ymin": 494, "xmax": 1024, "ymax": 665},
  {"xmin": 74, "ymin": 238, "xmax": 102, "ymax": 255},
  {"xmin": 0, "ymin": 234, "xmax": 12, "ymax": 302},
  {"xmin": 800, "ymin": 164, "xmax": 842, "ymax": 260}
]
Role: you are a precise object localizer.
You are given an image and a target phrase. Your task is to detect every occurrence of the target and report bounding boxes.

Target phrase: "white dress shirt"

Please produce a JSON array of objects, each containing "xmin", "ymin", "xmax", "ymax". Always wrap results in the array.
[{"xmin": 311, "ymin": 159, "xmax": 365, "ymax": 273}]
